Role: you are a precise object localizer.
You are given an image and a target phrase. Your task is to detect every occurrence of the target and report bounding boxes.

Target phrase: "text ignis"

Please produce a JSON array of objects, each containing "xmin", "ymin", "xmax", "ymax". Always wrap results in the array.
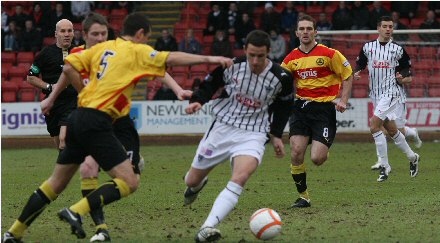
[{"xmin": 297, "ymin": 69, "xmax": 318, "ymax": 79}]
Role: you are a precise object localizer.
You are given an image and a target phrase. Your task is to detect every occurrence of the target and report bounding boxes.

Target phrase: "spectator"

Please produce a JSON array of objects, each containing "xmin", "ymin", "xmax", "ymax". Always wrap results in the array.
[
  {"xmin": 155, "ymin": 28, "xmax": 178, "ymax": 51},
  {"xmin": 391, "ymin": 11, "xmax": 409, "ymax": 42},
  {"xmin": 48, "ymin": 3, "xmax": 71, "ymax": 37},
  {"xmin": 153, "ymin": 84, "xmax": 178, "ymax": 100},
  {"xmin": 72, "ymin": 29, "xmax": 85, "ymax": 47},
  {"xmin": 226, "ymin": 2, "xmax": 240, "ymax": 36},
  {"xmin": 287, "ymin": 11, "xmax": 305, "ymax": 52},
  {"xmin": 19, "ymin": 19, "xmax": 42, "ymax": 52},
  {"xmin": 31, "ymin": 3, "xmax": 47, "ymax": 33},
  {"xmin": 261, "ymin": 2, "xmax": 281, "ymax": 33},
  {"xmin": 391, "ymin": 2, "xmax": 418, "ymax": 19},
  {"xmin": 111, "ymin": 1, "xmax": 134, "ymax": 13},
  {"xmin": 369, "ymin": 1, "xmax": 390, "ymax": 29},
  {"xmin": 212, "ymin": 29, "xmax": 232, "ymax": 57},
  {"xmin": 332, "ymin": 1, "xmax": 352, "ymax": 30},
  {"xmin": 8, "ymin": 4, "xmax": 29, "ymax": 31},
  {"xmin": 4, "ymin": 21, "xmax": 20, "ymax": 51},
  {"xmin": 237, "ymin": 2, "xmax": 256, "ymax": 17},
  {"xmin": 234, "ymin": 12, "xmax": 255, "ymax": 49},
  {"xmin": 179, "ymin": 28, "xmax": 202, "ymax": 54},
  {"xmin": 419, "ymin": 10, "xmax": 440, "ymax": 42},
  {"xmin": 316, "ymin": 13, "xmax": 332, "ymax": 47},
  {"xmin": 268, "ymin": 29, "xmax": 286, "ymax": 63},
  {"xmin": 2, "ymin": 9, "xmax": 9, "ymax": 31},
  {"xmin": 428, "ymin": 2, "xmax": 440, "ymax": 18},
  {"xmin": 204, "ymin": 4, "xmax": 228, "ymax": 36},
  {"xmin": 281, "ymin": 1, "xmax": 298, "ymax": 34},
  {"xmin": 71, "ymin": 1, "xmax": 93, "ymax": 23},
  {"xmin": 351, "ymin": 1, "xmax": 370, "ymax": 30}
]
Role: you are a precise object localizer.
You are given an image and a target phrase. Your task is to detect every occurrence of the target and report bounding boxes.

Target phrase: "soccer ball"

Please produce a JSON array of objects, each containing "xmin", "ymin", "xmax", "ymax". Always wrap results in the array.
[{"xmin": 249, "ymin": 208, "xmax": 282, "ymax": 240}]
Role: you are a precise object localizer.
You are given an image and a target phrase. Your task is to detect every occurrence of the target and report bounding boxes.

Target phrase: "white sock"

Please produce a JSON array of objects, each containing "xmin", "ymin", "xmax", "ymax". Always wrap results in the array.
[
  {"xmin": 184, "ymin": 172, "xmax": 207, "ymax": 192},
  {"xmin": 372, "ymin": 131, "xmax": 389, "ymax": 167},
  {"xmin": 404, "ymin": 126, "xmax": 417, "ymax": 140},
  {"xmin": 202, "ymin": 181, "xmax": 243, "ymax": 228},
  {"xmin": 391, "ymin": 131, "xmax": 416, "ymax": 161}
]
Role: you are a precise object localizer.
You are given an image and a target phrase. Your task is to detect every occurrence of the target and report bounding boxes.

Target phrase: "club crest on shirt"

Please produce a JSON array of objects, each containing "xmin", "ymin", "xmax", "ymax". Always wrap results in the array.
[
  {"xmin": 149, "ymin": 50, "xmax": 158, "ymax": 57},
  {"xmin": 316, "ymin": 58, "xmax": 324, "ymax": 66}
]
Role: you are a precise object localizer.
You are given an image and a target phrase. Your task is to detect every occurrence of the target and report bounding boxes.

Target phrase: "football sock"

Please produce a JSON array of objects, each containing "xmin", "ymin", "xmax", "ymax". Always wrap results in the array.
[
  {"xmin": 9, "ymin": 180, "xmax": 58, "ymax": 238},
  {"xmin": 391, "ymin": 131, "xmax": 416, "ymax": 161},
  {"xmin": 81, "ymin": 178, "xmax": 106, "ymax": 227},
  {"xmin": 372, "ymin": 131, "xmax": 389, "ymax": 167},
  {"xmin": 71, "ymin": 178, "xmax": 131, "ymax": 216},
  {"xmin": 404, "ymin": 126, "xmax": 417, "ymax": 140},
  {"xmin": 202, "ymin": 181, "xmax": 243, "ymax": 228},
  {"xmin": 291, "ymin": 164, "xmax": 309, "ymax": 199}
]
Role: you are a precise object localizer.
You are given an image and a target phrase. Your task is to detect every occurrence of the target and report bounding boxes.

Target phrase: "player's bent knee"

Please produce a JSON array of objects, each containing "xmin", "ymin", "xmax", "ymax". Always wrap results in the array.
[{"xmin": 311, "ymin": 155, "xmax": 327, "ymax": 166}]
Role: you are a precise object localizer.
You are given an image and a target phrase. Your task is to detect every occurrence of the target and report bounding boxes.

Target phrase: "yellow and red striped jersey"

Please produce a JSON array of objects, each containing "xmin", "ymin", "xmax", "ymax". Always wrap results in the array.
[
  {"xmin": 66, "ymin": 38, "xmax": 169, "ymax": 120},
  {"xmin": 281, "ymin": 44, "xmax": 352, "ymax": 102}
]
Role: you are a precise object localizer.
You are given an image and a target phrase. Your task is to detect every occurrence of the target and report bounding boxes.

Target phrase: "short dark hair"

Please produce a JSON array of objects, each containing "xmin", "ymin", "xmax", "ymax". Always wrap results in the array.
[
  {"xmin": 297, "ymin": 15, "xmax": 317, "ymax": 30},
  {"xmin": 377, "ymin": 16, "xmax": 393, "ymax": 27},
  {"xmin": 121, "ymin": 13, "xmax": 151, "ymax": 36},
  {"xmin": 245, "ymin": 30, "xmax": 271, "ymax": 50},
  {"xmin": 82, "ymin": 12, "xmax": 108, "ymax": 33}
]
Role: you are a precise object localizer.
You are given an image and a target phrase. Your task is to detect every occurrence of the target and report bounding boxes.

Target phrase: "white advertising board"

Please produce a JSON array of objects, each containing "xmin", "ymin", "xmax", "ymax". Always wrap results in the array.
[{"xmin": 2, "ymin": 98, "xmax": 439, "ymax": 136}]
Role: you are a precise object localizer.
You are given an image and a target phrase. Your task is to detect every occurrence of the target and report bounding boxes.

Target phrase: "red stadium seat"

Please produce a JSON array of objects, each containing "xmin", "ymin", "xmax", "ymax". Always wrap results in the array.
[
  {"xmin": 8, "ymin": 66, "xmax": 28, "ymax": 79},
  {"xmin": 9, "ymin": 77, "xmax": 24, "ymax": 83},
  {"xmin": 405, "ymin": 46, "xmax": 418, "ymax": 60},
  {"xmin": 428, "ymin": 87, "xmax": 440, "ymax": 97},
  {"xmin": 408, "ymin": 85, "xmax": 425, "ymax": 97},
  {"xmin": 1, "ymin": 81, "xmax": 18, "ymax": 102},
  {"xmin": 190, "ymin": 64, "xmax": 209, "ymax": 77},
  {"xmin": 94, "ymin": 9, "xmax": 110, "ymax": 17},
  {"xmin": 16, "ymin": 52, "xmax": 34, "ymax": 64},
  {"xmin": 2, "ymin": 51, "xmax": 16, "ymax": 64},
  {"xmin": 17, "ymin": 62, "xmax": 32, "ymax": 71},
  {"xmin": 2, "ymin": 65, "xmax": 10, "ymax": 80},
  {"xmin": 203, "ymin": 35, "xmax": 214, "ymax": 45},
  {"xmin": 18, "ymin": 81, "xmax": 36, "ymax": 102},
  {"xmin": 351, "ymin": 84, "xmax": 369, "ymax": 98},
  {"xmin": 147, "ymin": 79, "xmax": 162, "ymax": 91},
  {"xmin": 171, "ymin": 66, "xmax": 189, "ymax": 77},
  {"xmin": 233, "ymin": 49, "xmax": 245, "ymax": 57},
  {"xmin": 43, "ymin": 37, "xmax": 55, "ymax": 46}
]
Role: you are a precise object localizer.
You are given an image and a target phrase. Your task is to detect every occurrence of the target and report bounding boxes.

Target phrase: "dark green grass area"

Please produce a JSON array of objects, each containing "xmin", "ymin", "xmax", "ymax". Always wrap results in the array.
[{"xmin": 2, "ymin": 142, "xmax": 439, "ymax": 242}]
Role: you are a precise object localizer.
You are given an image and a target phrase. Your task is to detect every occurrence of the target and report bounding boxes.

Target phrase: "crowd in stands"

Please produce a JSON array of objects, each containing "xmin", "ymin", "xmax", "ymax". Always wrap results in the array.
[{"xmin": 1, "ymin": 1, "xmax": 136, "ymax": 52}]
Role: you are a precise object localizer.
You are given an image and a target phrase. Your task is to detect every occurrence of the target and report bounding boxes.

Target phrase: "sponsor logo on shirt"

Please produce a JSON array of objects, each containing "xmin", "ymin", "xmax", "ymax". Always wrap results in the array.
[
  {"xmin": 343, "ymin": 60, "xmax": 350, "ymax": 67},
  {"xmin": 297, "ymin": 69, "xmax": 318, "ymax": 79},
  {"xmin": 372, "ymin": 60, "xmax": 391, "ymax": 69},
  {"xmin": 150, "ymin": 50, "xmax": 158, "ymax": 57},
  {"xmin": 235, "ymin": 93, "xmax": 262, "ymax": 108}
]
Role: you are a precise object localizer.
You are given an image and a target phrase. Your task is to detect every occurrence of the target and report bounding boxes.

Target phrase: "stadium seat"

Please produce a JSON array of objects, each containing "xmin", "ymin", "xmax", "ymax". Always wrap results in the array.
[
  {"xmin": 147, "ymin": 79, "xmax": 162, "ymax": 91},
  {"xmin": 43, "ymin": 37, "xmax": 55, "ymax": 46},
  {"xmin": 17, "ymin": 62, "xmax": 32, "ymax": 71},
  {"xmin": 2, "ymin": 65, "xmax": 10, "ymax": 80},
  {"xmin": 18, "ymin": 81, "xmax": 36, "ymax": 102},
  {"xmin": 109, "ymin": 8, "xmax": 128, "ymax": 23},
  {"xmin": 409, "ymin": 18, "xmax": 424, "ymax": 29},
  {"xmin": 405, "ymin": 46, "xmax": 418, "ymax": 61},
  {"xmin": 408, "ymin": 85, "xmax": 426, "ymax": 97},
  {"xmin": 16, "ymin": 52, "xmax": 34, "ymax": 64},
  {"xmin": 428, "ymin": 87, "xmax": 440, "ymax": 97},
  {"xmin": 1, "ymin": 81, "xmax": 18, "ymax": 102},
  {"xmin": 412, "ymin": 61, "xmax": 434, "ymax": 75},
  {"xmin": 2, "ymin": 51, "xmax": 16, "ymax": 64},
  {"xmin": 94, "ymin": 8, "xmax": 109, "ymax": 16},
  {"xmin": 351, "ymin": 84, "xmax": 369, "ymax": 98},
  {"xmin": 233, "ymin": 49, "xmax": 245, "ymax": 57},
  {"xmin": 203, "ymin": 35, "xmax": 214, "ymax": 45},
  {"xmin": 190, "ymin": 64, "xmax": 209, "ymax": 77},
  {"xmin": 171, "ymin": 66, "xmax": 189, "ymax": 77},
  {"xmin": 172, "ymin": 75, "xmax": 187, "ymax": 88},
  {"xmin": 8, "ymin": 66, "xmax": 28, "ymax": 79},
  {"xmin": 9, "ymin": 77, "xmax": 24, "ymax": 83},
  {"xmin": 202, "ymin": 45, "xmax": 211, "ymax": 55},
  {"xmin": 418, "ymin": 47, "xmax": 438, "ymax": 60}
]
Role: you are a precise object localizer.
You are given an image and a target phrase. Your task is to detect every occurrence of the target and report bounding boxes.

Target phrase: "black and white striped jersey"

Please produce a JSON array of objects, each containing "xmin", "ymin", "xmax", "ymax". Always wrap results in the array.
[
  {"xmin": 355, "ymin": 39, "xmax": 411, "ymax": 102},
  {"xmin": 190, "ymin": 56, "xmax": 294, "ymax": 138}
]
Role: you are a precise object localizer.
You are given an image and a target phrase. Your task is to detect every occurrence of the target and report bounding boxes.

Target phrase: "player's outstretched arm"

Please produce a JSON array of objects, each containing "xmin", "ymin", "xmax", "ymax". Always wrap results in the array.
[
  {"xmin": 336, "ymin": 75, "xmax": 353, "ymax": 113},
  {"xmin": 166, "ymin": 52, "xmax": 233, "ymax": 69},
  {"xmin": 40, "ymin": 72, "xmax": 71, "ymax": 115},
  {"xmin": 156, "ymin": 72, "xmax": 193, "ymax": 100}
]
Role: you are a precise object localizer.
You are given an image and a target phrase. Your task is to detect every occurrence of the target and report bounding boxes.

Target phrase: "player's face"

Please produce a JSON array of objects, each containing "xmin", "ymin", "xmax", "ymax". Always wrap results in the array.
[
  {"xmin": 296, "ymin": 20, "xmax": 316, "ymax": 45},
  {"xmin": 378, "ymin": 21, "xmax": 393, "ymax": 41},
  {"xmin": 55, "ymin": 21, "xmax": 74, "ymax": 49},
  {"xmin": 245, "ymin": 43, "xmax": 268, "ymax": 74},
  {"xmin": 84, "ymin": 23, "xmax": 108, "ymax": 48}
]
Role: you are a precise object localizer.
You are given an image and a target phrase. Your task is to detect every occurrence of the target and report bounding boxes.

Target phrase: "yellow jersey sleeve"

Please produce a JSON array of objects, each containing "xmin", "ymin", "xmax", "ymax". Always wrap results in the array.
[
  {"xmin": 65, "ymin": 48, "xmax": 93, "ymax": 74},
  {"xmin": 136, "ymin": 45, "xmax": 169, "ymax": 77},
  {"xmin": 329, "ymin": 50, "xmax": 352, "ymax": 81}
]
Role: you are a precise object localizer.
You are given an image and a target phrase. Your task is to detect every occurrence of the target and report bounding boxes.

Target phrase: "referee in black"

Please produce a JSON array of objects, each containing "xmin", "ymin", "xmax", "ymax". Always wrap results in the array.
[{"xmin": 27, "ymin": 19, "xmax": 75, "ymax": 150}]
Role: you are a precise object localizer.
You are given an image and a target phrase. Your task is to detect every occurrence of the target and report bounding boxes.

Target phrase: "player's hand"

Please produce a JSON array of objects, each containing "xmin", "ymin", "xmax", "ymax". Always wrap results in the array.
[
  {"xmin": 271, "ymin": 136, "xmax": 285, "ymax": 159},
  {"xmin": 185, "ymin": 102, "xmax": 202, "ymax": 114},
  {"xmin": 177, "ymin": 90, "xmax": 193, "ymax": 100},
  {"xmin": 40, "ymin": 97, "xmax": 54, "ymax": 115},
  {"xmin": 395, "ymin": 72, "xmax": 403, "ymax": 84},
  {"xmin": 209, "ymin": 56, "xmax": 233, "ymax": 69},
  {"xmin": 334, "ymin": 100, "xmax": 347, "ymax": 113},
  {"xmin": 354, "ymin": 71, "xmax": 361, "ymax": 80}
]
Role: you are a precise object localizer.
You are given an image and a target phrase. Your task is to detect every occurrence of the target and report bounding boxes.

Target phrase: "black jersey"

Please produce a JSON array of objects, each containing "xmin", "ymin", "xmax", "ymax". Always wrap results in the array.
[
  {"xmin": 190, "ymin": 56, "xmax": 294, "ymax": 137},
  {"xmin": 29, "ymin": 44, "xmax": 77, "ymax": 103}
]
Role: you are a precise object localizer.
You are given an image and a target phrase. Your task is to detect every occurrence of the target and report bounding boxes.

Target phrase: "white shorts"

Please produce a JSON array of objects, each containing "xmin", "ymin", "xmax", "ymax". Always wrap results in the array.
[
  {"xmin": 394, "ymin": 102, "xmax": 407, "ymax": 128},
  {"xmin": 372, "ymin": 96, "xmax": 400, "ymax": 121},
  {"xmin": 191, "ymin": 121, "xmax": 268, "ymax": 170}
]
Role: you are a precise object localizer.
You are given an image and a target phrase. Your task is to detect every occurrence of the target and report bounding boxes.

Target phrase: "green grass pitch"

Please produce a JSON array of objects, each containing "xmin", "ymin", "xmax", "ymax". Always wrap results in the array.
[{"xmin": 2, "ymin": 142, "xmax": 439, "ymax": 242}]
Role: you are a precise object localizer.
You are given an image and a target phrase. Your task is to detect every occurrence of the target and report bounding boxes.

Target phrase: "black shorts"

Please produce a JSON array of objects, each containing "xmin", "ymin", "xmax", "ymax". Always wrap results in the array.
[
  {"xmin": 44, "ymin": 101, "xmax": 76, "ymax": 137},
  {"xmin": 113, "ymin": 115, "xmax": 141, "ymax": 174},
  {"xmin": 57, "ymin": 108, "xmax": 128, "ymax": 171},
  {"xmin": 289, "ymin": 99, "xmax": 336, "ymax": 148}
]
